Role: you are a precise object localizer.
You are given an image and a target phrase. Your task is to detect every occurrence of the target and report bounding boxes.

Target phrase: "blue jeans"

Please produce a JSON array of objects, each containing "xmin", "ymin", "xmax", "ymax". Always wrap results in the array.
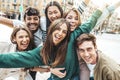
[
  {"xmin": 90, "ymin": 77, "xmax": 94, "ymax": 80},
  {"xmin": 47, "ymin": 75, "xmax": 79, "ymax": 80}
]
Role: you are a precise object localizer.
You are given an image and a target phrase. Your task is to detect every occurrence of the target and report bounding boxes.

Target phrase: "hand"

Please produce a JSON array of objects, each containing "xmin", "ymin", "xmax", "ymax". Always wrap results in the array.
[
  {"xmin": 91, "ymin": 0, "xmax": 108, "ymax": 11},
  {"xmin": 83, "ymin": 0, "xmax": 90, "ymax": 5},
  {"xmin": 50, "ymin": 68, "xmax": 66, "ymax": 78},
  {"xmin": 12, "ymin": 20, "xmax": 25, "ymax": 27},
  {"xmin": 30, "ymin": 66, "xmax": 50, "ymax": 72}
]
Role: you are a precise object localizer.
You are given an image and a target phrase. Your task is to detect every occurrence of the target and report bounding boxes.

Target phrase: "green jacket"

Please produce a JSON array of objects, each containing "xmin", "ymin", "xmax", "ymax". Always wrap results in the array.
[{"xmin": 0, "ymin": 10, "xmax": 102, "ymax": 80}]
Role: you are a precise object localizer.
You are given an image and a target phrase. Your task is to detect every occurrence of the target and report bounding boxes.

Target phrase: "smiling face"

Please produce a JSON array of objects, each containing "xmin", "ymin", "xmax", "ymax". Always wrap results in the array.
[
  {"xmin": 52, "ymin": 23, "xmax": 68, "ymax": 45},
  {"xmin": 13, "ymin": 30, "xmax": 30, "ymax": 51},
  {"xmin": 77, "ymin": 41, "xmax": 97, "ymax": 64},
  {"xmin": 24, "ymin": 15, "xmax": 40, "ymax": 33},
  {"xmin": 47, "ymin": 6, "xmax": 62, "ymax": 22},
  {"xmin": 65, "ymin": 10, "xmax": 80, "ymax": 31}
]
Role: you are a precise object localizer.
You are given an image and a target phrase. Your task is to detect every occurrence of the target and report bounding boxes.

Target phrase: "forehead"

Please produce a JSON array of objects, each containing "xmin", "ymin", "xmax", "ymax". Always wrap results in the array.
[
  {"xmin": 78, "ymin": 41, "xmax": 94, "ymax": 49},
  {"xmin": 68, "ymin": 10, "xmax": 78, "ymax": 16},
  {"xmin": 59, "ymin": 23, "xmax": 68, "ymax": 30},
  {"xmin": 48, "ymin": 6, "xmax": 60, "ymax": 12},
  {"xmin": 16, "ymin": 30, "xmax": 28, "ymax": 36}
]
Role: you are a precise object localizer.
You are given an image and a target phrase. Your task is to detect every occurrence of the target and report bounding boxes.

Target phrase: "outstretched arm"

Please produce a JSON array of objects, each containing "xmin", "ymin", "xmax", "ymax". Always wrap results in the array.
[
  {"xmin": 94, "ymin": 1, "xmax": 120, "ymax": 31},
  {"xmin": 0, "ymin": 47, "xmax": 43, "ymax": 68},
  {"xmin": 0, "ymin": 16, "xmax": 13, "ymax": 27},
  {"xmin": 0, "ymin": 16, "xmax": 24, "ymax": 28}
]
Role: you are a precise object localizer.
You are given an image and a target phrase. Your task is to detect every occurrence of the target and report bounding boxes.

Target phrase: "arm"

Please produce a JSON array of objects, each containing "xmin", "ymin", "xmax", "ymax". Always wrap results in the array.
[
  {"xmin": 50, "ymin": 68, "xmax": 66, "ymax": 78},
  {"xmin": 0, "ymin": 16, "xmax": 13, "ymax": 27},
  {"xmin": 0, "ymin": 16, "xmax": 24, "ymax": 28},
  {"xmin": 79, "ymin": 59, "xmax": 90, "ymax": 80},
  {"xmin": 0, "ymin": 47, "xmax": 44, "ymax": 68},
  {"xmin": 94, "ymin": 1, "xmax": 120, "ymax": 31},
  {"xmin": 72, "ymin": 9, "xmax": 102, "ymax": 39}
]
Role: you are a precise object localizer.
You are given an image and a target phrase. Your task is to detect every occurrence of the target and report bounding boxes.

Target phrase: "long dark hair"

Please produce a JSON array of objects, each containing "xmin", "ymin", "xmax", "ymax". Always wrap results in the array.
[
  {"xmin": 41, "ymin": 18, "xmax": 70, "ymax": 67},
  {"xmin": 45, "ymin": 1, "xmax": 63, "ymax": 31}
]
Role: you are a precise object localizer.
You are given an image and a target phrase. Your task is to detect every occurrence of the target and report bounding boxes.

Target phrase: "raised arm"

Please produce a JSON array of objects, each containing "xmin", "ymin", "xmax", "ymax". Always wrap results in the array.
[
  {"xmin": 0, "ymin": 16, "xmax": 24, "ymax": 28},
  {"xmin": 0, "ymin": 16, "xmax": 13, "ymax": 27},
  {"xmin": 94, "ymin": 1, "xmax": 120, "ymax": 31}
]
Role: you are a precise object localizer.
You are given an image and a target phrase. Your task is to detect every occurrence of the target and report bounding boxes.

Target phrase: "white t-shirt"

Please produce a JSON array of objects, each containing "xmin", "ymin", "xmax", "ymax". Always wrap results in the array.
[{"xmin": 87, "ymin": 64, "xmax": 96, "ymax": 77}]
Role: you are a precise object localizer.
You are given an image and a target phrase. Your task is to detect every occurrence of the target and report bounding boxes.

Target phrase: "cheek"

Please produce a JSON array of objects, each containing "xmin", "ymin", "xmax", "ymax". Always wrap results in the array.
[
  {"xmin": 63, "ymin": 34, "xmax": 67, "ymax": 39},
  {"xmin": 47, "ymin": 14, "xmax": 51, "ymax": 19}
]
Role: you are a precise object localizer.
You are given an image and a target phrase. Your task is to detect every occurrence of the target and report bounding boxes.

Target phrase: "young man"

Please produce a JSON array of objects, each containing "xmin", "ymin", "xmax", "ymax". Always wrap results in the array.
[
  {"xmin": 76, "ymin": 33, "xmax": 120, "ymax": 80},
  {"xmin": 0, "ymin": 7, "xmax": 45, "ymax": 47}
]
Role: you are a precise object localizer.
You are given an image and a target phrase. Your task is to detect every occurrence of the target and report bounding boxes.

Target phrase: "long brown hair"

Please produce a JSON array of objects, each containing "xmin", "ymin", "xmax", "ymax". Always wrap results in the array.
[{"xmin": 41, "ymin": 18, "xmax": 70, "ymax": 67}]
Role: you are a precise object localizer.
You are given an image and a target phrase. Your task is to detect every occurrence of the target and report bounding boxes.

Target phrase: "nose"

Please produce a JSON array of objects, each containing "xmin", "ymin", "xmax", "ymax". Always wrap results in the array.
[
  {"xmin": 52, "ymin": 14, "xmax": 56, "ymax": 18},
  {"xmin": 58, "ymin": 30, "xmax": 62, "ymax": 35},
  {"xmin": 23, "ymin": 37, "xmax": 27, "ymax": 42},
  {"xmin": 71, "ymin": 18, "xmax": 76, "ymax": 23},
  {"xmin": 30, "ymin": 19, "xmax": 35, "ymax": 23},
  {"xmin": 84, "ymin": 50, "xmax": 89, "ymax": 57}
]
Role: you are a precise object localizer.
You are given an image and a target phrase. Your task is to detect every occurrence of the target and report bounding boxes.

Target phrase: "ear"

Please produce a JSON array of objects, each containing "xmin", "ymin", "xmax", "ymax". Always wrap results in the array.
[{"xmin": 12, "ymin": 38, "xmax": 17, "ymax": 44}]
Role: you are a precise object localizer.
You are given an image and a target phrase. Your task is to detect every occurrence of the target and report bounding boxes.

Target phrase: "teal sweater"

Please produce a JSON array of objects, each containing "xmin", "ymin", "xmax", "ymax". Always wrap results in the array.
[{"xmin": 0, "ymin": 10, "xmax": 102, "ymax": 80}]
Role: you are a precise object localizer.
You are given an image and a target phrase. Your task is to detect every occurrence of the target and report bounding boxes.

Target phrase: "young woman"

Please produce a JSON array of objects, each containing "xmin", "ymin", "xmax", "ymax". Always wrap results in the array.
[
  {"xmin": 0, "ymin": 25, "xmax": 35, "ymax": 80},
  {"xmin": 0, "ymin": 7, "xmax": 102, "ymax": 80}
]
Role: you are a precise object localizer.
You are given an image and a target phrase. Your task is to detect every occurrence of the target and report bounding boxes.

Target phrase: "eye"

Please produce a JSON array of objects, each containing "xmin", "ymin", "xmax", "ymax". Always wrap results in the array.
[
  {"xmin": 75, "ymin": 17, "xmax": 78, "ymax": 20},
  {"xmin": 18, "ymin": 36, "xmax": 23, "ymax": 39},
  {"xmin": 54, "ymin": 11, "xmax": 58, "ymax": 14},
  {"xmin": 63, "ymin": 30, "xmax": 67, "ymax": 34},
  {"xmin": 56, "ymin": 27, "xmax": 60, "ymax": 30},
  {"xmin": 67, "ymin": 16, "xmax": 72, "ymax": 19},
  {"xmin": 87, "ymin": 48, "xmax": 92, "ymax": 52},
  {"xmin": 48, "ymin": 12, "xmax": 52, "ymax": 15},
  {"xmin": 78, "ymin": 48, "xmax": 84, "ymax": 53},
  {"xmin": 27, "ymin": 17, "xmax": 31, "ymax": 20},
  {"xmin": 34, "ymin": 17, "xmax": 39, "ymax": 20}
]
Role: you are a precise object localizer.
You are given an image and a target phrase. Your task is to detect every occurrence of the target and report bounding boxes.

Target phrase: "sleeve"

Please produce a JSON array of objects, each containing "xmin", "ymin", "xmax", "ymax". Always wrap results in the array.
[
  {"xmin": 12, "ymin": 20, "xmax": 25, "ymax": 27},
  {"xmin": 0, "ymin": 47, "xmax": 44, "ymax": 68},
  {"xmin": 79, "ymin": 60, "xmax": 90, "ymax": 80}
]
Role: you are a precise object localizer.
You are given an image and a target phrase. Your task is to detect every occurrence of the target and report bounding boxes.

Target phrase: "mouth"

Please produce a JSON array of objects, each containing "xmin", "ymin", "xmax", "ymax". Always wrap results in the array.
[
  {"xmin": 28, "ymin": 23, "xmax": 38, "ymax": 30},
  {"xmin": 84, "ymin": 57, "xmax": 91, "ymax": 62},
  {"xmin": 54, "ymin": 34, "xmax": 61, "ymax": 41},
  {"xmin": 21, "ymin": 43, "xmax": 29, "ymax": 47}
]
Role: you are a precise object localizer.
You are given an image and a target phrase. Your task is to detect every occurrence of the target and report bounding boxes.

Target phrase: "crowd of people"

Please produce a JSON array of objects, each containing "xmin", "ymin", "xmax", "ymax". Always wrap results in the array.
[{"xmin": 0, "ymin": 0, "xmax": 120, "ymax": 80}]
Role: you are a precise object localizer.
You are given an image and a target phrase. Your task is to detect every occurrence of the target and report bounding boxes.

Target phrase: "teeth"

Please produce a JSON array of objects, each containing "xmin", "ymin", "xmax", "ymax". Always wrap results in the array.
[{"xmin": 55, "ymin": 35, "xmax": 60, "ymax": 41}]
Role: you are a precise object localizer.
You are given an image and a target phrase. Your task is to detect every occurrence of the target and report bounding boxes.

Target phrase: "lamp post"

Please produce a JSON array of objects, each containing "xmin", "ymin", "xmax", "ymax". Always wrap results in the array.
[{"xmin": 19, "ymin": 0, "xmax": 23, "ymax": 21}]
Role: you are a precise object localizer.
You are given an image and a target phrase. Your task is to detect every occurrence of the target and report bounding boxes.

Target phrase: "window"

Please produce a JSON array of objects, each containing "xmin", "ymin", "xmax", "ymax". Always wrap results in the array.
[{"xmin": 14, "ymin": 0, "xmax": 16, "ymax": 2}]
